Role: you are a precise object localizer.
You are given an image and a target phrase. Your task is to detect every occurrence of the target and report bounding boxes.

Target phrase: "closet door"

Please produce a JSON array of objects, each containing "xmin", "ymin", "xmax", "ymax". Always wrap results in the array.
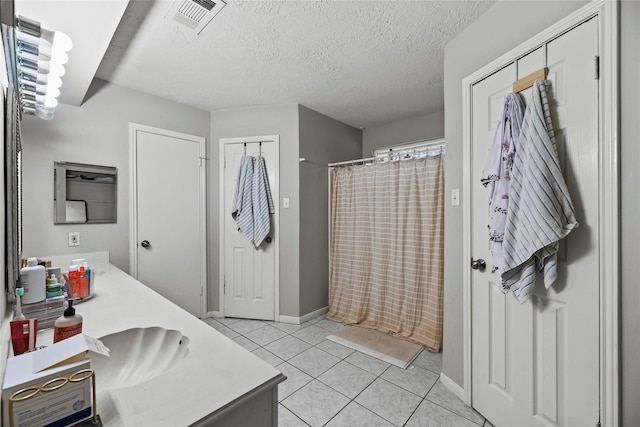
[
  {"xmin": 222, "ymin": 140, "xmax": 277, "ymax": 320},
  {"xmin": 470, "ymin": 18, "xmax": 599, "ymax": 426}
]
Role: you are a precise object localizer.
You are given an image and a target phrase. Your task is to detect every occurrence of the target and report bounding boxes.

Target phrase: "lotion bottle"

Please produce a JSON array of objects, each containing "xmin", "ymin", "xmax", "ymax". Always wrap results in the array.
[
  {"xmin": 53, "ymin": 300, "xmax": 83, "ymax": 343},
  {"xmin": 20, "ymin": 257, "xmax": 46, "ymax": 304}
]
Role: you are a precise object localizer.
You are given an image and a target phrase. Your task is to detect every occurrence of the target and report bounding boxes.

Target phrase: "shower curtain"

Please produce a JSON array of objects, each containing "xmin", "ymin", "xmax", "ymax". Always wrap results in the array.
[{"xmin": 326, "ymin": 154, "xmax": 445, "ymax": 351}]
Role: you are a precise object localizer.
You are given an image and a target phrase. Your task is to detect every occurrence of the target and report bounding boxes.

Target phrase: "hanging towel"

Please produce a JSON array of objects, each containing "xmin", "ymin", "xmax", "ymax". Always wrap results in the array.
[
  {"xmin": 501, "ymin": 80, "xmax": 578, "ymax": 303},
  {"xmin": 481, "ymin": 92, "xmax": 525, "ymax": 291},
  {"xmin": 231, "ymin": 156, "xmax": 255, "ymax": 244},
  {"xmin": 252, "ymin": 156, "xmax": 275, "ymax": 247}
]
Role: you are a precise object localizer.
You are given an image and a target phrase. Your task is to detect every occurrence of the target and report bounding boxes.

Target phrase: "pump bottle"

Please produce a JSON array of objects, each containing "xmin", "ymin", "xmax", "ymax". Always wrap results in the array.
[{"xmin": 53, "ymin": 300, "xmax": 83, "ymax": 343}]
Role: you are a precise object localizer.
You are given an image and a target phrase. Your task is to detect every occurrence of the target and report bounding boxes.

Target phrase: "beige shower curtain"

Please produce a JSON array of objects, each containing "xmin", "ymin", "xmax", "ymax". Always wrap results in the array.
[{"xmin": 326, "ymin": 154, "xmax": 445, "ymax": 351}]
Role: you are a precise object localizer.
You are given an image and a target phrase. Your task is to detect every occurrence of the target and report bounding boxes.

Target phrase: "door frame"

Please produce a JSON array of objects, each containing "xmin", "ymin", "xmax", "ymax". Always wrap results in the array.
[
  {"xmin": 129, "ymin": 123, "xmax": 207, "ymax": 318},
  {"xmin": 461, "ymin": 1, "xmax": 619, "ymax": 425},
  {"xmin": 218, "ymin": 135, "xmax": 280, "ymax": 320}
]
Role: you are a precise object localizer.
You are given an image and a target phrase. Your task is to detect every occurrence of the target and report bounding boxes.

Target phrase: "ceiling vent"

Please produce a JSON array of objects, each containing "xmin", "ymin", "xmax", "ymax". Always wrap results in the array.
[{"xmin": 167, "ymin": 0, "xmax": 227, "ymax": 34}]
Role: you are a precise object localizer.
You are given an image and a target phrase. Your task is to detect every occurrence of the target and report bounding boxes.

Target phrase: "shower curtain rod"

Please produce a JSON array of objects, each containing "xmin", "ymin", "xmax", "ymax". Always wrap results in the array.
[{"xmin": 328, "ymin": 142, "xmax": 445, "ymax": 168}]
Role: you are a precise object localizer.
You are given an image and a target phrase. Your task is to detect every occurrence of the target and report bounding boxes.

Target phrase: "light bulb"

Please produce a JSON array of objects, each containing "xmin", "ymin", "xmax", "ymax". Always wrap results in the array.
[
  {"xmin": 35, "ymin": 104, "xmax": 55, "ymax": 120},
  {"xmin": 53, "ymin": 31, "xmax": 72, "ymax": 52},
  {"xmin": 46, "ymin": 74, "xmax": 62, "ymax": 89},
  {"xmin": 49, "ymin": 62, "xmax": 65, "ymax": 77},
  {"xmin": 51, "ymin": 49, "xmax": 68, "ymax": 65},
  {"xmin": 43, "ymin": 94, "xmax": 58, "ymax": 108}
]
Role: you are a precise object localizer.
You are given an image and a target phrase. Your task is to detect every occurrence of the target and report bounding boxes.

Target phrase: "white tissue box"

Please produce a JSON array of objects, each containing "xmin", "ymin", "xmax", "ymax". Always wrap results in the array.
[{"xmin": 2, "ymin": 335, "xmax": 98, "ymax": 427}]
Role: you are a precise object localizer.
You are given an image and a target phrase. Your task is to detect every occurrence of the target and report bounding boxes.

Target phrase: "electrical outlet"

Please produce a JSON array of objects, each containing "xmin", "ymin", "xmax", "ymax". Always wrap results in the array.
[
  {"xmin": 283, "ymin": 198, "xmax": 290, "ymax": 209},
  {"xmin": 68, "ymin": 232, "xmax": 80, "ymax": 247}
]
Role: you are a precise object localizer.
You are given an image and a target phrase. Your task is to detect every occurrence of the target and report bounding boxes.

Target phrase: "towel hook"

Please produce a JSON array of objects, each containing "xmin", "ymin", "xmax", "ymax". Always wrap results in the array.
[
  {"xmin": 243, "ymin": 142, "xmax": 246, "ymax": 156},
  {"xmin": 259, "ymin": 141, "xmax": 262, "ymax": 156}
]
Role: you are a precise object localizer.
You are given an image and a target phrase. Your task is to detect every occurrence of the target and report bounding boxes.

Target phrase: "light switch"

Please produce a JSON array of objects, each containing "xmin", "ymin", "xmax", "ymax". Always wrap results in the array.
[
  {"xmin": 451, "ymin": 189, "xmax": 460, "ymax": 206},
  {"xmin": 283, "ymin": 198, "xmax": 290, "ymax": 209}
]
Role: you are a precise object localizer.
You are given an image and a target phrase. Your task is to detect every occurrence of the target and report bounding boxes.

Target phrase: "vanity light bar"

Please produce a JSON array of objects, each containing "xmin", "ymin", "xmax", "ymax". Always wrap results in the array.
[{"xmin": 14, "ymin": 16, "xmax": 72, "ymax": 120}]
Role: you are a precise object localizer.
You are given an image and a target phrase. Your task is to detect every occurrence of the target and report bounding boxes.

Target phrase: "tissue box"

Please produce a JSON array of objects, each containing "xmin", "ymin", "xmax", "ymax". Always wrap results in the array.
[{"xmin": 2, "ymin": 335, "xmax": 97, "ymax": 427}]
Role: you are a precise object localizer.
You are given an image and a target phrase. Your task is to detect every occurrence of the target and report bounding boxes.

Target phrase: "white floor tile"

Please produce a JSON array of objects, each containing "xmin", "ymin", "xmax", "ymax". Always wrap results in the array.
[
  {"xmin": 411, "ymin": 349, "xmax": 442, "ymax": 375},
  {"xmin": 282, "ymin": 380, "xmax": 350, "ymax": 426},
  {"xmin": 292, "ymin": 324, "xmax": 332, "ymax": 345},
  {"xmin": 326, "ymin": 401, "xmax": 394, "ymax": 426},
  {"xmin": 218, "ymin": 318, "xmax": 476, "ymax": 427},
  {"xmin": 381, "ymin": 365, "xmax": 440, "ymax": 397},
  {"xmin": 406, "ymin": 400, "xmax": 481, "ymax": 427},
  {"xmin": 426, "ymin": 381, "xmax": 485, "ymax": 425},
  {"xmin": 315, "ymin": 339, "xmax": 355, "ymax": 359},
  {"xmin": 278, "ymin": 404, "xmax": 309, "ymax": 427},
  {"xmin": 317, "ymin": 360, "xmax": 376, "ymax": 399},
  {"xmin": 277, "ymin": 362, "xmax": 314, "ymax": 401},
  {"xmin": 344, "ymin": 351, "xmax": 391, "ymax": 376},
  {"xmin": 244, "ymin": 324, "xmax": 288, "ymax": 346},
  {"xmin": 252, "ymin": 347, "xmax": 284, "ymax": 367},
  {"xmin": 226, "ymin": 318, "xmax": 268, "ymax": 335},
  {"xmin": 288, "ymin": 347, "xmax": 341, "ymax": 378},
  {"xmin": 355, "ymin": 378, "xmax": 422, "ymax": 426}
]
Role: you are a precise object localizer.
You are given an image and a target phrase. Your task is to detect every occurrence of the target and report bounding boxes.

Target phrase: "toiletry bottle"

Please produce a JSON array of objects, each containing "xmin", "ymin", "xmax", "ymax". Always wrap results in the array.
[
  {"xmin": 47, "ymin": 275, "xmax": 63, "ymax": 298},
  {"xmin": 83, "ymin": 261, "xmax": 92, "ymax": 296},
  {"xmin": 20, "ymin": 257, "xmax": 46, "ymax": 304},
  {"xmin": 67, "ymin": 265, "xmax": 79, "ymax": 299},
  {"xmin": 53, "ymin": 300, "xmax": 83, "ymax": 343},
  {"xmin": 77, "ymin": 266, "xmax": 89, "ymax": 299}
]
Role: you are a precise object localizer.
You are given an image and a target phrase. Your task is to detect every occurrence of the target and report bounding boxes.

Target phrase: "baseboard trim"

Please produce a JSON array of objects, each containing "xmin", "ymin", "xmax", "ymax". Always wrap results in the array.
[
  {"xmin": 439, "ymin": 372, "xmax": 465, "ymax": 401},
  {"xmin": 279, "ymin": 306, "xmax": 328, "ymax": 325},
  {"xmin": 206, "ymin": 311, "xmax": 222, "ymax": 319}
]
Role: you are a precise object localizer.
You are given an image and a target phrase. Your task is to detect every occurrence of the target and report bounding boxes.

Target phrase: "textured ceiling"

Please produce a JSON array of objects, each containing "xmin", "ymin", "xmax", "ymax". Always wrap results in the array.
[
  {"xmin": 19, "ymin": 0, "xmax": 493, "ymax": 128},
  {"xmin": 95, "ymin": 0, "xmax": 494, "ymax": 127}
]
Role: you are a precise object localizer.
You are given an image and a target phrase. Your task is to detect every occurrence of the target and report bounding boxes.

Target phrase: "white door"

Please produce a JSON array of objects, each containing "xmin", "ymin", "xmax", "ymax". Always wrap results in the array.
[
  {"xmin": 131, "ymin": 124, "xmax": 206, "ymax": 318},
  {"xmin": 222, "ymin": 138, "xmax": 277, "ymax": 320},
  {"xmin": 471, "ymin": 18, "xmax": 599, "ymax": 426}
]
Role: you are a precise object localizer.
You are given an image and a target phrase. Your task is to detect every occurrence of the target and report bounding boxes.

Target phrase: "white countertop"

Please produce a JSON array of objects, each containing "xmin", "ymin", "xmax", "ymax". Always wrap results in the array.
[{"xmin": 32, "ymin": 263, "xmax": 285, "ymax": 426}]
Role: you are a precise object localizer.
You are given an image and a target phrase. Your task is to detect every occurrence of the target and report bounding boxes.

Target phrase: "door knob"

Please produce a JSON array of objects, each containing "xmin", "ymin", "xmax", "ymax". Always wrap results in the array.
[
  {"xmin": 265, "ymin": 236, "xmax": 272, "ymax": 243},
  {"xmin": 471, "ymin": 258, "xmax": 486, "ymax": 271},
  {"xmin": 141, "ymin": 240, "xmax": 151, "ymax": 248}
]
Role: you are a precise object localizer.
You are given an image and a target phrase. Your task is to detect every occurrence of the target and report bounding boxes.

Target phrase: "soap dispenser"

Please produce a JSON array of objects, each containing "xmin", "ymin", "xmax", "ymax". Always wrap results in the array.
[{"xmin": 53, "ymin": 300, "xmax": 83, "ymax": 343}]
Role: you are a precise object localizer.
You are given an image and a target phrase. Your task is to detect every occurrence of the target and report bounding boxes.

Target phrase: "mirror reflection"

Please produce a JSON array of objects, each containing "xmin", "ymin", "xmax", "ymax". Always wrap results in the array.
[{"xmin": 53, "ymin": 162, "xmax": 117, "ymax": 224}]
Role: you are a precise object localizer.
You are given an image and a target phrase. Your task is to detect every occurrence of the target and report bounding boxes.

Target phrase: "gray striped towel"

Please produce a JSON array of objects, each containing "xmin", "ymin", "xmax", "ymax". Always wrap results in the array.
[
  {"xmin": 501, "ymin": 80, "xmax": 578, "ymax": 303},
  {"xmin": 253, "ymin": 156, "xmax": 275, "ymax": 247}
]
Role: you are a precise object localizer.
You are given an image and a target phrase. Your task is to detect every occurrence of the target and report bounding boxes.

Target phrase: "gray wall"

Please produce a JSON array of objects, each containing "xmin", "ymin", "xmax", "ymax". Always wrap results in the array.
[
  {"xmin": 298, "ymin": 105, "xmax": 362, "ymax": 315},
  {"xmin": 441, "ymin": 1, "xmax": 588, "ymax": 387},
  {"xmin": 209, "ymin": 105, "xmax": 300, "ymax": 316},
  {"xmin": 362, "ymin": 111, "xmax": 444, "ymax": 156},
  {"xmin": 20, "ymin": 79, "xmax": 210, "ymax": 273},
  {"xmin": 620, "ymin": 1, "xmax": 640, "ymax": 424}
]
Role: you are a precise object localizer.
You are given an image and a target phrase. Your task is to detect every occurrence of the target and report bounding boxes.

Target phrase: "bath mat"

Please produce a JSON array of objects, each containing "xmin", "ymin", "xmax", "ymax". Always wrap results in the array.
[{"xmin": 327, "ymin": 325, "xmax": 423, "ymax": 369}]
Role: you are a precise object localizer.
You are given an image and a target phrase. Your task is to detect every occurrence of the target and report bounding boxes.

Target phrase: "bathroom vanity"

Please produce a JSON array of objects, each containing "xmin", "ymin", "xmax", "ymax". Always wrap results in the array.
[{"xmin": 3, "ymin": 256, "xmax": 285, "ymax": 426}]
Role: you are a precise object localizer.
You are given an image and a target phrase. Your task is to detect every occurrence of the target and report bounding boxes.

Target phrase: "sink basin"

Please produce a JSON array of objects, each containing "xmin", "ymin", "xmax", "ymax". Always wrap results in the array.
[{"xmin": 91, "ymin": 327, "xmax": 190, "ymax": 390}]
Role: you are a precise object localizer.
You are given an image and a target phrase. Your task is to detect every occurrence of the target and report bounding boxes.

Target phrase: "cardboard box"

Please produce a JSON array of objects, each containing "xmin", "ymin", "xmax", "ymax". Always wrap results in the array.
[{"xmin": 2, "ymin": 335, "xmax": 109, "ymax": 427}]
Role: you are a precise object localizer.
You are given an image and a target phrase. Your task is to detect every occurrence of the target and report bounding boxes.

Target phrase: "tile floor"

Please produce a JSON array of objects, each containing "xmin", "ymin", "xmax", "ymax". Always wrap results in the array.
[{"xmin": 203, "ymin": 315, "xmax": 492, "ymax": 427}]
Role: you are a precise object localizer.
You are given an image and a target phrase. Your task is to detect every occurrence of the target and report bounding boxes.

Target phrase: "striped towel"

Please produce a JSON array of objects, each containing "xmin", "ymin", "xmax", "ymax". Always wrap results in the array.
[
  {"xmin": 252, "ymin": 156, "xmax": 275, "ymax": 247},
  {"xmin": 231, "ymin": 156, "xmax": 255, "ymax": 244},
  {"xmin": 501, "ymin": 80, "xmax": 578, "ymax": 303}
]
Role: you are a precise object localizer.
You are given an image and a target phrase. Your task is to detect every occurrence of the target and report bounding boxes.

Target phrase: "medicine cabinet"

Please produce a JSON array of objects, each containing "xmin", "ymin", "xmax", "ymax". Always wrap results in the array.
[{"xmin": 54, "ymin": 162, "xmax": 117, "ymax": 224}]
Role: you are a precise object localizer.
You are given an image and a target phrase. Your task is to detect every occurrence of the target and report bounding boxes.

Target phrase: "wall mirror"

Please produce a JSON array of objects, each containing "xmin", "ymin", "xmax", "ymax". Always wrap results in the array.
[{"xmin": 54, "ymin": 162, "xmax": 118, "ymax": 224}]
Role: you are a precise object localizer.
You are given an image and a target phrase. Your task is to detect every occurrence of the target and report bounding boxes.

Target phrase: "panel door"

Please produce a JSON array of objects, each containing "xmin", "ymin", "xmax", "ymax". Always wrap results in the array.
[
  {"xmin": 471, "ymin": 18, "xmax": 599, "ymax": 426},
  {"xmin": 136, "ymin": 128, "xmax": 204, "ymax": 318},
  {"xmin": 223, "ymin": 141, "xmax": 276, "ymax": 320}
]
